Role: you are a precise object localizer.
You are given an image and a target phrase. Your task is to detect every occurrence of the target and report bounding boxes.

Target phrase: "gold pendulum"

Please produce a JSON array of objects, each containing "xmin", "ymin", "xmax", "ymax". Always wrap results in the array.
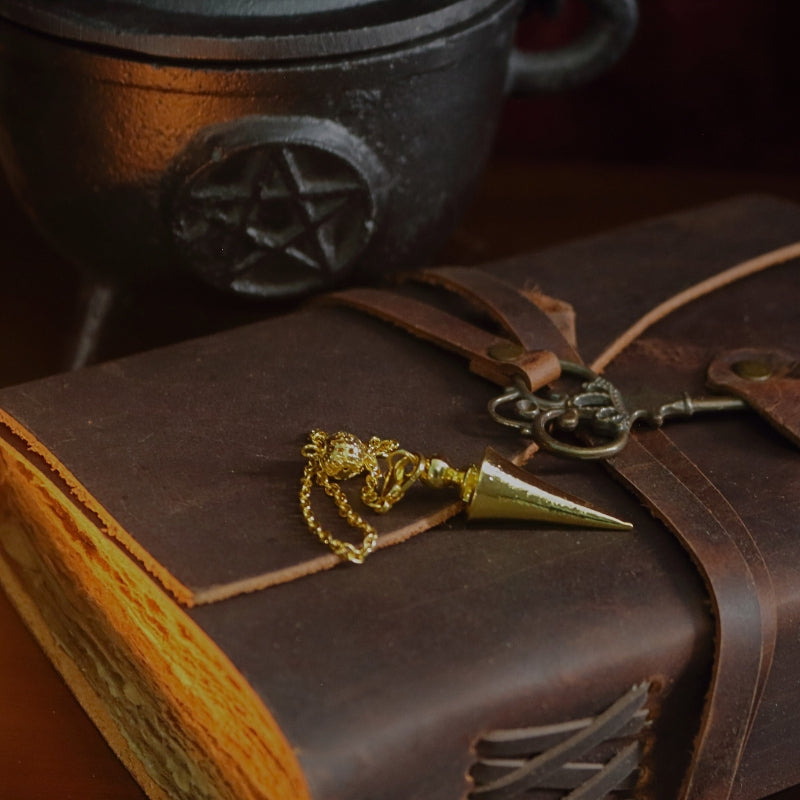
[{"xmin": 300, "ymin": 430, "xmax": 632, "ymax": 564}]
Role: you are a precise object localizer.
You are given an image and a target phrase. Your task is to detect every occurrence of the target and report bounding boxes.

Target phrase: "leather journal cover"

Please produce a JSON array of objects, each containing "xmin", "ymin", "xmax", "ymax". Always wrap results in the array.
[{"xmin": 0, "ymin": 195, "xmax": 798, "ymax": 800}]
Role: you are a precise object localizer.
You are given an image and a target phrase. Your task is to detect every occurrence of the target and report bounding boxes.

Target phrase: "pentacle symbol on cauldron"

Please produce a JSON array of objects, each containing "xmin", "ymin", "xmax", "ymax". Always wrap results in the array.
[{"xmin": 171, "ymin": 138, "xmax": 379, "ymax": 298}]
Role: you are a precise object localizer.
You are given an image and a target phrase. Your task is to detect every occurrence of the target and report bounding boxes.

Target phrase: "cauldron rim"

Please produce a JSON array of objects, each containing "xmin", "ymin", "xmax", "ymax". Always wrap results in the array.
[{"xmin": 0, "ymin": 0, "xmax": 515, "ymax": 61}]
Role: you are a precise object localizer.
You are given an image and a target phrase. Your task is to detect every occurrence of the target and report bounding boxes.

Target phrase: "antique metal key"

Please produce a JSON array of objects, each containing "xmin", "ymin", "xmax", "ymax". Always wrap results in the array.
[{"xmin": 489, "ymin": 361, "xmax": 748, "ymax": 460}]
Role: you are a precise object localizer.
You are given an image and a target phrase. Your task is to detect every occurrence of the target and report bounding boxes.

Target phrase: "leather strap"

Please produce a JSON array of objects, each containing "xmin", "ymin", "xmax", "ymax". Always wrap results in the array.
[
  {"xmin": 707, "ymin": 347, "xmax": 800, "ymax": 448},
  {"xmin": 607, "ymin": 431, "xmax": 776, "ymax": 800},
  {"xmin": 327, "ymin": 286, "xmax": 562, "ymax": 391},
  {"xmin": 410, "ymin": 266, "xmax": 582, "ymax": 362},
  {"xmin": 328, "ymin": 264, "xmax": 782, "ymax": 800}
]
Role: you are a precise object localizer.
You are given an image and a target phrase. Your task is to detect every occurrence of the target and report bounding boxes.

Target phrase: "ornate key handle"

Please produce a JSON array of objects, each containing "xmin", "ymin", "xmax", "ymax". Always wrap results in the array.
[{"xmin": 490, "ymin": 361, "xmax": 748, "ymax": 460}]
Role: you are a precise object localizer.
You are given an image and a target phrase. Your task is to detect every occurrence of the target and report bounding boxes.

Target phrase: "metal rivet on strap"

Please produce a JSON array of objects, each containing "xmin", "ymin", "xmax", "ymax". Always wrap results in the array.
[
  {"xmin": 487, "ymin": 342, "xmax": 525, "ymax": 362},
  {"xmin": 732, "ymin": 359, "xmax": 773, "ymax": 381}
]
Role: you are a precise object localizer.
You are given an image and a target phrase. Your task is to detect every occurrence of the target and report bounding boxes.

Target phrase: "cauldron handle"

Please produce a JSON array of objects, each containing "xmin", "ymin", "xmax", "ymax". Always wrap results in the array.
[{"xmin": 508, "ymin": 0, "xmax": 638, "ymax": 93}]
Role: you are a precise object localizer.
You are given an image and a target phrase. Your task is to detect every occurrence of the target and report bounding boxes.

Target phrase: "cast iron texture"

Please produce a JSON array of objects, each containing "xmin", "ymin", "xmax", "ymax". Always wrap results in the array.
[
  {"xmin": 0, "ymin": 2, "xmax": 521, "ymax": 299},
  {"xmin": 0, "ymin": 0, "xmax": 636, "ymax": 305},
  {"xmin": 0, "ymin": 0, "xmax": 511, "ymax": 59}
]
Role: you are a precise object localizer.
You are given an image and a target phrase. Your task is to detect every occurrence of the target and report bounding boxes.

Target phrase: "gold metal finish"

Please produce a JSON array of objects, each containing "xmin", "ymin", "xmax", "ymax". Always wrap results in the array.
[
  {"xmin": 299, "ymin": 430, "xmax": 397, "ymax": 563},
  {"xmin": 300, "ymin": 430, "xmax": 632, "ymax": 563},
  {"xmin": 487, "ymin": 341, "xmax": 525, "ymax": 362},
  {"xmin": 467, "ymin": 448, "xmax": 633, "ymax": 529},
  {"xmin": 732, "ymin": 359, "xmax": 773, "ymax": 381}
]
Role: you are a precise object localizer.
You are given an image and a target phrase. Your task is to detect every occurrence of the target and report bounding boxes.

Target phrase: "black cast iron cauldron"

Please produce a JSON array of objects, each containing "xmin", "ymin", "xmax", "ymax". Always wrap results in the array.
[{"xmin": 0, "ymin": 1, "xmax": 637, "ymax": 304}]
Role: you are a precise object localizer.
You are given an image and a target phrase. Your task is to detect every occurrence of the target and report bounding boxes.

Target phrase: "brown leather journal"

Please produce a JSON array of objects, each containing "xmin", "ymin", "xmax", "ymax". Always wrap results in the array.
[{"xmin": 0, "ymin": 195, "xmax": 798, "ymax": 800}]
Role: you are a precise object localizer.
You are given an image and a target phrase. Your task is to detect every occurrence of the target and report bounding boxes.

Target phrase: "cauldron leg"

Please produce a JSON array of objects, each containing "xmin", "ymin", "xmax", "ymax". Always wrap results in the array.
[{"xmin": 67, "ymin": 283, "xmax": 116, "ymax": 370}]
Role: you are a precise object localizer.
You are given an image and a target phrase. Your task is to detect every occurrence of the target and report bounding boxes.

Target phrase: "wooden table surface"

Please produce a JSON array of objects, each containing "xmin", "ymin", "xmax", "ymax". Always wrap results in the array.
[{"xmin": 2, "ymin": 157, "xmax": 800, "ymax": 799}]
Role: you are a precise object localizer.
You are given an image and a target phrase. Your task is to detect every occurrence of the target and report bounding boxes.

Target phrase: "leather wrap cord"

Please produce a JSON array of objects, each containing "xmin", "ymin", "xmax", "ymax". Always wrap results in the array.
[
  {"xmin": 327, "ymin": 248, "xmax": 797, "ymax": 799},
  {"xmin": 470, "ymin": 682, "xmax": 650, "ymax": 799}
]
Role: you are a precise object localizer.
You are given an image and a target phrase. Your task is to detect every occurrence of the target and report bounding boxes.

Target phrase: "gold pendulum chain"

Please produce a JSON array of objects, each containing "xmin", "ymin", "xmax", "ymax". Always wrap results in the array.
[{"xmin": 299, "ymin": 459, "xmax": 379, "ymax": 564}]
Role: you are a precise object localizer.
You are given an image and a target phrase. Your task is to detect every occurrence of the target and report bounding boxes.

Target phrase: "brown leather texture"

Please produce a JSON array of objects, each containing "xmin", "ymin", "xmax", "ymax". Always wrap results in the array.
[
  {"xmin": 707, "ymin": 347, "xmax": 800, "ymax": 447},
  {"xmin": 607, "ymin": 430, "xmax": 776, "ymax": 800},
  {"xmin": 395, "ymin": 265, "xmax": 781, "ymax": 800},
  {"xmin": 600, "ymin": 285, "xmax": 799, "ymax": 799},
  {"xmin": 0, "ymin": 195, "xmax": 798, "ymax": 800},
  {"xmin": 326, "ymin": 286, "xmax": 563, "ymax": 390},
  {"xmin": 411, "ymin": 265, "xmax": 582, "ymax": 361}
]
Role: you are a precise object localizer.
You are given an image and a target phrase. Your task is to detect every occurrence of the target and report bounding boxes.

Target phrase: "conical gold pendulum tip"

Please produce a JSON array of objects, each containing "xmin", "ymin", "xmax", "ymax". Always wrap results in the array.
[{"xmin": 462, "ymin": 448, "xmax": 633, "ymax": 531}]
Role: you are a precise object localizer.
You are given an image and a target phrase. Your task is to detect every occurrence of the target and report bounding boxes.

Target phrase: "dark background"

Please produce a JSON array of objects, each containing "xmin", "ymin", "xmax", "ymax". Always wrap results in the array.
[
  {"xmin": 440, "ymin": 0, "xmax": 800, "ymax": 270},
  {"xmin": 498, "ymin": 0, "xmax": 800, "ymax": 171}
]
